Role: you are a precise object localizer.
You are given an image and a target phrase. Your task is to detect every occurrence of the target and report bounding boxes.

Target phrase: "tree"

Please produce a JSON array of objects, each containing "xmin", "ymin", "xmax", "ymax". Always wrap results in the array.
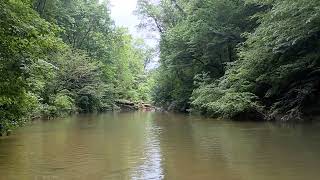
[
  {"xmin": 191, "ymin": 0, "xmax": 320, "ymax": 121},
  {"xmin": 0, "ymin": 0, "xmax": 153, "ymax": 132},
  {"xmin": 137, "ymin": 0, "xmax": 259, "ymax": 111},
  {"xmin": 0, "ymin": 0, "xmax": 62, "ymax": 132}
]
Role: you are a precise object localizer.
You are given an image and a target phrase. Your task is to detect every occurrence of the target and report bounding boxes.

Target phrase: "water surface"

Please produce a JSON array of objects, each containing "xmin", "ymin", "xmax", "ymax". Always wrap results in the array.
[{"xmin": 0, "ymin": 112, "xmax": 320, "ymax": 180}]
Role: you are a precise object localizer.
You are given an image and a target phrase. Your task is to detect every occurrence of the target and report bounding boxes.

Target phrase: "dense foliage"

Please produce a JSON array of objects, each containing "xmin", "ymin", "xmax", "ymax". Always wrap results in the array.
[
  {"xmin": 1, "ymin": 0, "xmax": 319, "ymax": 134},
  {"xmin": 0, "ymin": 0, "xmax": 154, "ymax": 133},
  {"xmin": 137, "ymin": 0, "xmax": 320, "ymax": 121}
]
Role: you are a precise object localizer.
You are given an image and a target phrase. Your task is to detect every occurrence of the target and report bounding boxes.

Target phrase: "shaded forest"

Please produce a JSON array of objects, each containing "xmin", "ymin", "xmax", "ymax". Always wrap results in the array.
[
  {"xmin": 1, "ymin": 0, "xmax": 320, "ymax": 134},
  {"xmin": 136, "ymin": 0, "xmax": 320, "ymax": 122},
  {"xmin": 0, "ymin": 0, "xmax": 155, "ymax": 133}
]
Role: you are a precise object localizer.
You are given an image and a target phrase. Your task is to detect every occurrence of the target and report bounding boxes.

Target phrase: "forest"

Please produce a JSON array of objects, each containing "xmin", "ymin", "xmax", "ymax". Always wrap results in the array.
[
  {"xmin": 1, "ymin": 0, "xmax": 320, "ymax": 134},
  {"xmin": 137, "ymin": 0, "xmax": 320, "ymax": 122},
  {"xmin": 0, "ymin": 0, "xmax": 155, "ymax": 133}
]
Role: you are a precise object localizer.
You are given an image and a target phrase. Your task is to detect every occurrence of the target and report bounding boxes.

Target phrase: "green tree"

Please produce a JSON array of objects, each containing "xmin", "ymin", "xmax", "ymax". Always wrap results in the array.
[
  {"xmin": 0, "ymin": 0, "xmax": 62, "ymax": 132},
  {"xmin": 137, "ymin": 0, "xmax": 259, "ymax": 111},
  {"xmin": 192, "ymin": 0, "xmax": 320, "ymax": 121}
]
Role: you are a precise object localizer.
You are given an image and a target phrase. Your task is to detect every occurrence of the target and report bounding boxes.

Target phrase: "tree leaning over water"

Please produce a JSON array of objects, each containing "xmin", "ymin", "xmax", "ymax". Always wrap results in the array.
[
  {"xmin": 0, "ymin": 0, "xmax": 154, "ymax": 133},
  {"xmin": 1, "ymin": 0, "xmax": 320, "ymax": 134},
  {"xmin": 137, "ymin": 0, "xmax": 320, "ymax": 121}
]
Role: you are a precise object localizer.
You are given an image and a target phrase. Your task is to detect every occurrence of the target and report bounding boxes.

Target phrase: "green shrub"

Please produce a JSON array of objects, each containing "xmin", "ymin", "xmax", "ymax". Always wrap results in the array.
[
  {"xmin": 53, "ymin": 94, "xmax": 75, "ymax": 115},
  {"xmin": 40, "ymin": 104, "xmax": 58, "ymax": 118}
]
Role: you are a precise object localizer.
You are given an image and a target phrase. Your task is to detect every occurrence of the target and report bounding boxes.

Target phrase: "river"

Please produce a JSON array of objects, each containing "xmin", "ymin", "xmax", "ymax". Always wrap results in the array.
[{"xmin": 0, "ymin": 112, "xmax": 320, "ymax": 180}]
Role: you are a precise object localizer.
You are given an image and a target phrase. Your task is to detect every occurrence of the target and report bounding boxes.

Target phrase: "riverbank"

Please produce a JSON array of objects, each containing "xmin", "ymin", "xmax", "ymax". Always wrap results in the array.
[
  {"xmin": 157, "ymin": 100, "xmax": 320, "ymax": 123},
  {"xmin": 0, "ymin": 98, "xmax": 161, "ymax": 136}
]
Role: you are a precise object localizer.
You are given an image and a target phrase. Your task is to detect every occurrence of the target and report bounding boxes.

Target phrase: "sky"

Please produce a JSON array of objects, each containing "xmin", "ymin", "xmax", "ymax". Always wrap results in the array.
[
  {"xmin": 109, "ymin": 0, "xmax": 158, "ymax": 47},
  {"xmin": 109, "ymin": 0, "xmax": 139, "ymax": 36},
  {"xmin": 109, "ymin": 0, "xmax": 159, "ymax": 68}
]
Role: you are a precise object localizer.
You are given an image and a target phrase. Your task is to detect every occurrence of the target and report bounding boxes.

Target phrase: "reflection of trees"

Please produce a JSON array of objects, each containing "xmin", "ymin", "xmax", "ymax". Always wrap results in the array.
[
  {"xmin": 1, "ymin": 113, "xmax": 320, "ymax": 180},
  {"xmin": 153, "ymin": 113, "xmax": 242, "ymax": 180},
  {"xmin": 0, "ymin": 112, "xmax": 160, "ymax": 179},
  {"xmin": 190, "ymin": 121, "xmax": 320, "ymax": 180},
  {"xmin": 153, "ymin": 114, "xmax": 320, "ymax": 180},
  {"xmin": 0, "ymin": 118, "xmax": 73, "ymax": 179}
]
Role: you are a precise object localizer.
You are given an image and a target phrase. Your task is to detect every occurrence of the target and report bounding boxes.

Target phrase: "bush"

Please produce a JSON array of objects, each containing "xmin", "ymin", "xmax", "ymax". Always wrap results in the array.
[
  {"xmin": 192, "ymin": 81, "xmax": 258, "ymax": 118},
  {"xmin": 53, "ymin": 94, "xmax": 75, "ymax": 115},
  {"xmin": 40, "ymin": 104, "xmax": 58, "ymax": 118}
]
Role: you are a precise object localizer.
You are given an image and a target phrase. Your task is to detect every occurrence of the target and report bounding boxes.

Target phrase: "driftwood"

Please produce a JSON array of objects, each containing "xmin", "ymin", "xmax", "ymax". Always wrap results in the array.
[
  {"xmin": 115, "ymin": 100, "xmax": 158, "ymax": 111},
  {"xmin": 115, "ymin": 100, "xmax": 139, "ymax": 111}
]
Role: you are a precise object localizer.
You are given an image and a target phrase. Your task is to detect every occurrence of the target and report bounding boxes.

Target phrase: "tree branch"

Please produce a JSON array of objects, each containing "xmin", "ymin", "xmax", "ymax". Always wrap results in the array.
[{"xmin": 171, "ymin": 0, "xmax": 186, "ymax": 15}]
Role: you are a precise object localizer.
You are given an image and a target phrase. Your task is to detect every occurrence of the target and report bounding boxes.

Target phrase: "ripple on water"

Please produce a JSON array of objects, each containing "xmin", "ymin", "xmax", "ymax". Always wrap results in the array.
[{"xmin": 0, "ymin": 112, "xmax": 320, "ymax": 180}]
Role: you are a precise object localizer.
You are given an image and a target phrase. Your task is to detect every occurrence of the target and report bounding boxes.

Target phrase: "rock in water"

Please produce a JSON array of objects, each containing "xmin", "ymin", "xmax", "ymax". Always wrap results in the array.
[{"xmin": 6, "ymin": 130, "xmax": 12, "ymax": 136}]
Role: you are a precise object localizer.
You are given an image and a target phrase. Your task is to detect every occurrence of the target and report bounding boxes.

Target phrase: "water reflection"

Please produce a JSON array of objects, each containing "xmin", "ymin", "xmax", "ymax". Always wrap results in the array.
[
  {"xmin": 0, "ymin": 112, "xmax": 320, "ymax": 180},
  {"xmin": 130, "ymin": 113, "xmax": 164, "ymax": 180}
]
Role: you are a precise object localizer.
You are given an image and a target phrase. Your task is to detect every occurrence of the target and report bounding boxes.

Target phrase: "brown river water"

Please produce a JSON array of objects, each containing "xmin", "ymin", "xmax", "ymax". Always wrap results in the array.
[{"xmin": 0, "ymin": 111, "xmax": 320, "ymax": 180}]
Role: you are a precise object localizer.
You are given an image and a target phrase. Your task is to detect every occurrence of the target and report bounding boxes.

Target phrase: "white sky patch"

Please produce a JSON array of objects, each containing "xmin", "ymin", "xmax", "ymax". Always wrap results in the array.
[
  {"xmin": 109, "ymin": 0, "xmax": 159, "ymax": 69},
  {"xmin": 109, "ymin": 0, "xmax": 158, "ymax": 45},
  {"xmin": 109, "ymin": 0, "xmax": 139, "ymax": 35}
]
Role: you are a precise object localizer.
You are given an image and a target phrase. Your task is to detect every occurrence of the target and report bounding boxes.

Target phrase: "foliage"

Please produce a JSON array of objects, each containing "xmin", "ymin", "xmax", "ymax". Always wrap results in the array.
[
  {"xmin": 0, "ymin": 0, "xmax": 61, "ymax": 132},
  {"xmin": 0, "ymin": 0, "xmax": 154, "ymax": 132},
  {"xmin": 138, "ymin": 0, "xmax": 320, "ymax": 121},
  {"xmin": 197, "ymin": 0, "xmax": 320, "ymax": 120},
  {"xmin": 137, "ymin": 0, "xmax": 260, "ymax": 111}
]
